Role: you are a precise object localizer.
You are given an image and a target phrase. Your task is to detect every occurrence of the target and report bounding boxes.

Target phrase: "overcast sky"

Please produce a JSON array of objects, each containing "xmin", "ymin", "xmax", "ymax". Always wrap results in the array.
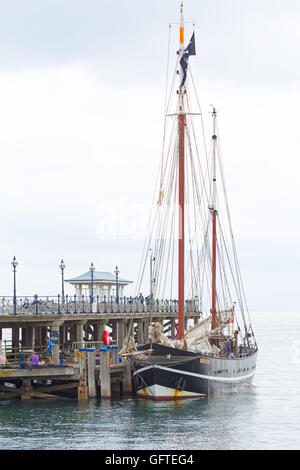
[{"xmin": 0, "ymin": 0, "xmax": 299, "ymax": 311}]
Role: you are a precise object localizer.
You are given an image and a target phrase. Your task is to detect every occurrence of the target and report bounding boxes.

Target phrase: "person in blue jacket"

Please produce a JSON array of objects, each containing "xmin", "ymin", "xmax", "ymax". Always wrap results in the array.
[{"xmin": 44, "ymin": 336, "xmax": 53, "ymax": 365}]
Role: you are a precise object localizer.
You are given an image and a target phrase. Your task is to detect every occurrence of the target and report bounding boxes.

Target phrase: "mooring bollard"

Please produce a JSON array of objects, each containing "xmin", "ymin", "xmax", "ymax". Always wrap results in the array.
[
  {"xmin": 111, "ymin": 346, "xmax": 119, "ymax": 364},
  {"xmin": 99, "ymin": 348, "xmax": 111, "ymax": 398},
  {"xmin": 78, "ymin": 348, "xmax": 88, "ymax": 400},
  {"xmin": 78, "ymin": 349, "xmax": 86, "ymax": 374},
  {"xmin": 110, "ymin": 346, "xmax": 121, "ymax": 395},
  {"xmin": 87, "ymin": 348, "xmax": 96, "ymax": 398}
]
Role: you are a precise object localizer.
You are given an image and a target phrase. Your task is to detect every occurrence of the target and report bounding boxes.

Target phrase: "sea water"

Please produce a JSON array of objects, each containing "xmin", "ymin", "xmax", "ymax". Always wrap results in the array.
[{"xmin": 0, "ymin": 311, "xmax": 299, "ymax": 450}]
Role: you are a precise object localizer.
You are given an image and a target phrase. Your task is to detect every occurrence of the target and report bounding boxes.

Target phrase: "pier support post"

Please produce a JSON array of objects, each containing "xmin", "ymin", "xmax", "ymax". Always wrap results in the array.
[
  {"xmin": 78, "ymin": 350, "xmax": 88, "ymax": 400},
  {"xmin": 118, "ymin": 321, "xmax": 126, "ymax": 348},
  {"xmin": 59, "ymin": 326, "xmax": 65, "ymax": 347},
  {"xmin": 94, "ymin": 321, "xmax": 106, "ymax": 345},
  {"xmin": 87, "ymin": 349, "xmax": 97, "ymax": 398},
  {"xmin": 70, "ymin": 325, "xmax": 76, "ymax": 344},
  {"xmin": 26, "ymin": 326, "xmax": 35, "ymax": 350},
  {"xmin": 35, "ymin": 327, "xmax": 42, "ymax": 348},
  {"xmin": 21, "ymin": 326, "xmax": 36, "ymax": 350},
  {"xmin": 122, "ymin": 359, "xmax": 132, "ymax": 396},
  {"xmin": 111, "ymin": 348, "xmax": 121, "ymax": 396},
  {"xmin": 21, "ymin": 379, "xmax": 33, "ymax": 400},
  {"xmin": 41, "ymin": 327, "xmax": 47, "ymax": 344},
  {"xmin": 100, "ymin": 349, "xmax": 111, "ymax": 398},
  {"xmin": 21, "ymin": 328, "xmax": 27, "ymax": 348},
  {"xmin": 12, "ymin": 327, "xmax": 19, "ymax": 348},
  {"xmin": 76, "ymin": 323, "xmax": 84, "ymax": 346}
]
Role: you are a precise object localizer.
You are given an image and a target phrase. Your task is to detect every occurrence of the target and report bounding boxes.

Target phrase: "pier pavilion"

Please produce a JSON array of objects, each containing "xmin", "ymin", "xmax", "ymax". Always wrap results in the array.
[{"xmin": 65, "ymin": 270, "xmax": 133, "ymax": 300}]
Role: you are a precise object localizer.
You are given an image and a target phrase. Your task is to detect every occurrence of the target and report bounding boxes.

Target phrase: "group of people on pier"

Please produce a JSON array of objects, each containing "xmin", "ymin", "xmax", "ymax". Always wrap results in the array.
[
  {"xmin": 0, "ymin": 336, "xmax": 54, "ymax": 368},
  {"xmin": 26, "ymin": 336, "xmax": 53, "ymax": 367}
]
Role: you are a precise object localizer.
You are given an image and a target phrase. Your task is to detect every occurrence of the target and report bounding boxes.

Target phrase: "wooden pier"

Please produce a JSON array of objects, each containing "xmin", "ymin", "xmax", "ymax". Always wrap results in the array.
[
  {"xmin": 0, "ymin": 354, "xmax": 131, "ymax": 400},
  {"xmin": 0, "ymin": 298, "xmax": 202, "ymax": 400}
]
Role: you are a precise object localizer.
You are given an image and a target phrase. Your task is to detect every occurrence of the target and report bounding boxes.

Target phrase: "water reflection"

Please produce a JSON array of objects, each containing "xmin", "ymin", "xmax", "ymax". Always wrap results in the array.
[
  {"xmin": 0, "ymin": 312, "xmax": 300, "ymax": 449},
  {"xmin": 121, "ymin": 388, "xmax": 258, "ymax": 449},
  {"xmin": 0, "ymin": 383, "xmax": 259, "ymax": 450}
]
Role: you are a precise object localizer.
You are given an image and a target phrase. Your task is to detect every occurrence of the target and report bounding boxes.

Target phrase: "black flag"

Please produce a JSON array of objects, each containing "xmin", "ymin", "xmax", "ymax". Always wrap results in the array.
[{"xmin": 180, "ymin": 32, "xmax": 196, "ymax": 88}]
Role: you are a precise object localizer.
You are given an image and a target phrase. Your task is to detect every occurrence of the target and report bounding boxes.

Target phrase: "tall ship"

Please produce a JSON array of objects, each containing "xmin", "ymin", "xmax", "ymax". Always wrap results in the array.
[{"xmin": 123, "ymin": 2, "xmax": 258, "ymax": 400}]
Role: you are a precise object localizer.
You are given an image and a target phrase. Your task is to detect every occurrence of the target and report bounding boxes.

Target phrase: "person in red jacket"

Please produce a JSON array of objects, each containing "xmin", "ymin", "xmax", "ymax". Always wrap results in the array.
[{"xmin": 103, "ymin": 329, "xmax": 110, "ymax": 346}]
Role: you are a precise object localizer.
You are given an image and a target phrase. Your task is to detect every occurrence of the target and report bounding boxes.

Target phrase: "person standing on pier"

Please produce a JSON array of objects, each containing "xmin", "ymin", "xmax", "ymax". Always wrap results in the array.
[{"xmin": 44, "ymin": 336, "xmax": 53, "ymax": 365}]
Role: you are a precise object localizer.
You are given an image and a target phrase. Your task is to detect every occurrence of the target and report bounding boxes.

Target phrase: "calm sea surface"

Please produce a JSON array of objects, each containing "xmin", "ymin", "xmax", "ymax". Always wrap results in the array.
[{"xmin": 0, "ymin": 311, "xmax": 299, "ymax": 450}]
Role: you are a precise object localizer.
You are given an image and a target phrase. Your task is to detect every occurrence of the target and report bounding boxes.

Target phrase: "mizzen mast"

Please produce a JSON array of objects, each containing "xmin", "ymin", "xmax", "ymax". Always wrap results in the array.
[{"xmin": 210, "ymin": 107, "xmax": 218, "ymax": 330}]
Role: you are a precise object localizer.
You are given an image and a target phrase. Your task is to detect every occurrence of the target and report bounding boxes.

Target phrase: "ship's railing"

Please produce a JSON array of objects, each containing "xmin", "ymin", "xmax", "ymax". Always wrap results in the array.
[{"xmin": 0, "ymin": 295, "xmax": 202, "ymax": 316}]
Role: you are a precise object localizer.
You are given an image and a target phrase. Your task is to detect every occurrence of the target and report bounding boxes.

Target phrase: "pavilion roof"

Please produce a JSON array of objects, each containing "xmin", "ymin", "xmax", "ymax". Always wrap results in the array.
[{"xmin": 65, "ymin": 271, "xmax": 133, "ymax": 285}]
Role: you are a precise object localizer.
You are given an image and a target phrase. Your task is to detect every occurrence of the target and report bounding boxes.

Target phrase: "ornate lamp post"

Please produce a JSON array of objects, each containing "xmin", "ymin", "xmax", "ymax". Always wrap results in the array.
[
  {"xmin": 11, "ymin": 256, "xmax": 18, "ymax": 315},
  {"xmin": 59, "ymin": 259, "xmax": 66, "ymax": 303},
  {"xmin": 90, "ymin": 262, "xmax": 95, "ymax": 304},
  {"xmin": 114, "ymin": 265, "xmax": 120, "ymax": 304}
]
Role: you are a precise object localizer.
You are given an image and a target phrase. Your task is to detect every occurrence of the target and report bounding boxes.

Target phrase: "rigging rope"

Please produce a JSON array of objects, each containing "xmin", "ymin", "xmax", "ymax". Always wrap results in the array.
[{"xmin": 132, "ymin": 24, "xmax": 256, "ymax": 349}]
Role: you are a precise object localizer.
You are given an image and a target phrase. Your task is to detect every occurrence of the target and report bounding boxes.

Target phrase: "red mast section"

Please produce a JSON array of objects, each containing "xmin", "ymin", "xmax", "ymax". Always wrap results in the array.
[
  {"xmin": 211, "ymin": 207, "xmax": 217, "ymax": 329},
  {"xmin": 211, "ymin": 107, "xmax": 218, "ymax": 330},
  {"xmin": 177, "ymin": 3, "xmax": 185, "ymax": 340},
  {"xmin": 178, "ymin": 112, "xmax": 185, "ymax": 340}
]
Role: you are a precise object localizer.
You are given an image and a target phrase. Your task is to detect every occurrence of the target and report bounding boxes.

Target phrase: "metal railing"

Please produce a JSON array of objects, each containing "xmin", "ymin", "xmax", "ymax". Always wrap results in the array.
[
  {"xmin": 0, "ymin": 341, "xmax": 77, "ymax": 369},
  {"xmin": 0, "ymin": 343, "xmax": 51, "ymax": 368},
  {"xmin": 72, "ymin": 341, "xmax": 103, "ymax": 353},
  {"xmin": 0, "ymin": 295, "xmax": 202, "ymax": 316}
]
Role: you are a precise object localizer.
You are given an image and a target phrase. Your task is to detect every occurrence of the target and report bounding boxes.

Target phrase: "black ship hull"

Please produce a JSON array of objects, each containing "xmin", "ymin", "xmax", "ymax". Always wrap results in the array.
[{"xmin": 131, "ymin": 343, "xmax": 257, "ymax": 400}]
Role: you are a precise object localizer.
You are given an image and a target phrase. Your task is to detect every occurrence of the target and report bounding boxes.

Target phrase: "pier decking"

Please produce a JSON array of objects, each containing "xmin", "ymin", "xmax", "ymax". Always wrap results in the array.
[{"xmin": 0, "ymin": 351, "xmax": 130, "ymax": 400}]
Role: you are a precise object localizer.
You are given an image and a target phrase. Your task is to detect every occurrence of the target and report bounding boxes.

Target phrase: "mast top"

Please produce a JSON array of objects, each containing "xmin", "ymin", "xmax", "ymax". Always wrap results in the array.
[
  {"xmin": 178, "ymin": 1, "xmax": 185, "ymax": 105},
  {"xmin": 180, "ymin": 2, "xmax": 184, "ymax": 45}
]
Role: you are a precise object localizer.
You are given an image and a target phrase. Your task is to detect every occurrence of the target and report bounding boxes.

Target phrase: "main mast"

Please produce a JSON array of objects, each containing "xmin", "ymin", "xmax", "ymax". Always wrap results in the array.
[{"xmin": 177, "ymin": 2, "xmax": 185, "ymax": 340}]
